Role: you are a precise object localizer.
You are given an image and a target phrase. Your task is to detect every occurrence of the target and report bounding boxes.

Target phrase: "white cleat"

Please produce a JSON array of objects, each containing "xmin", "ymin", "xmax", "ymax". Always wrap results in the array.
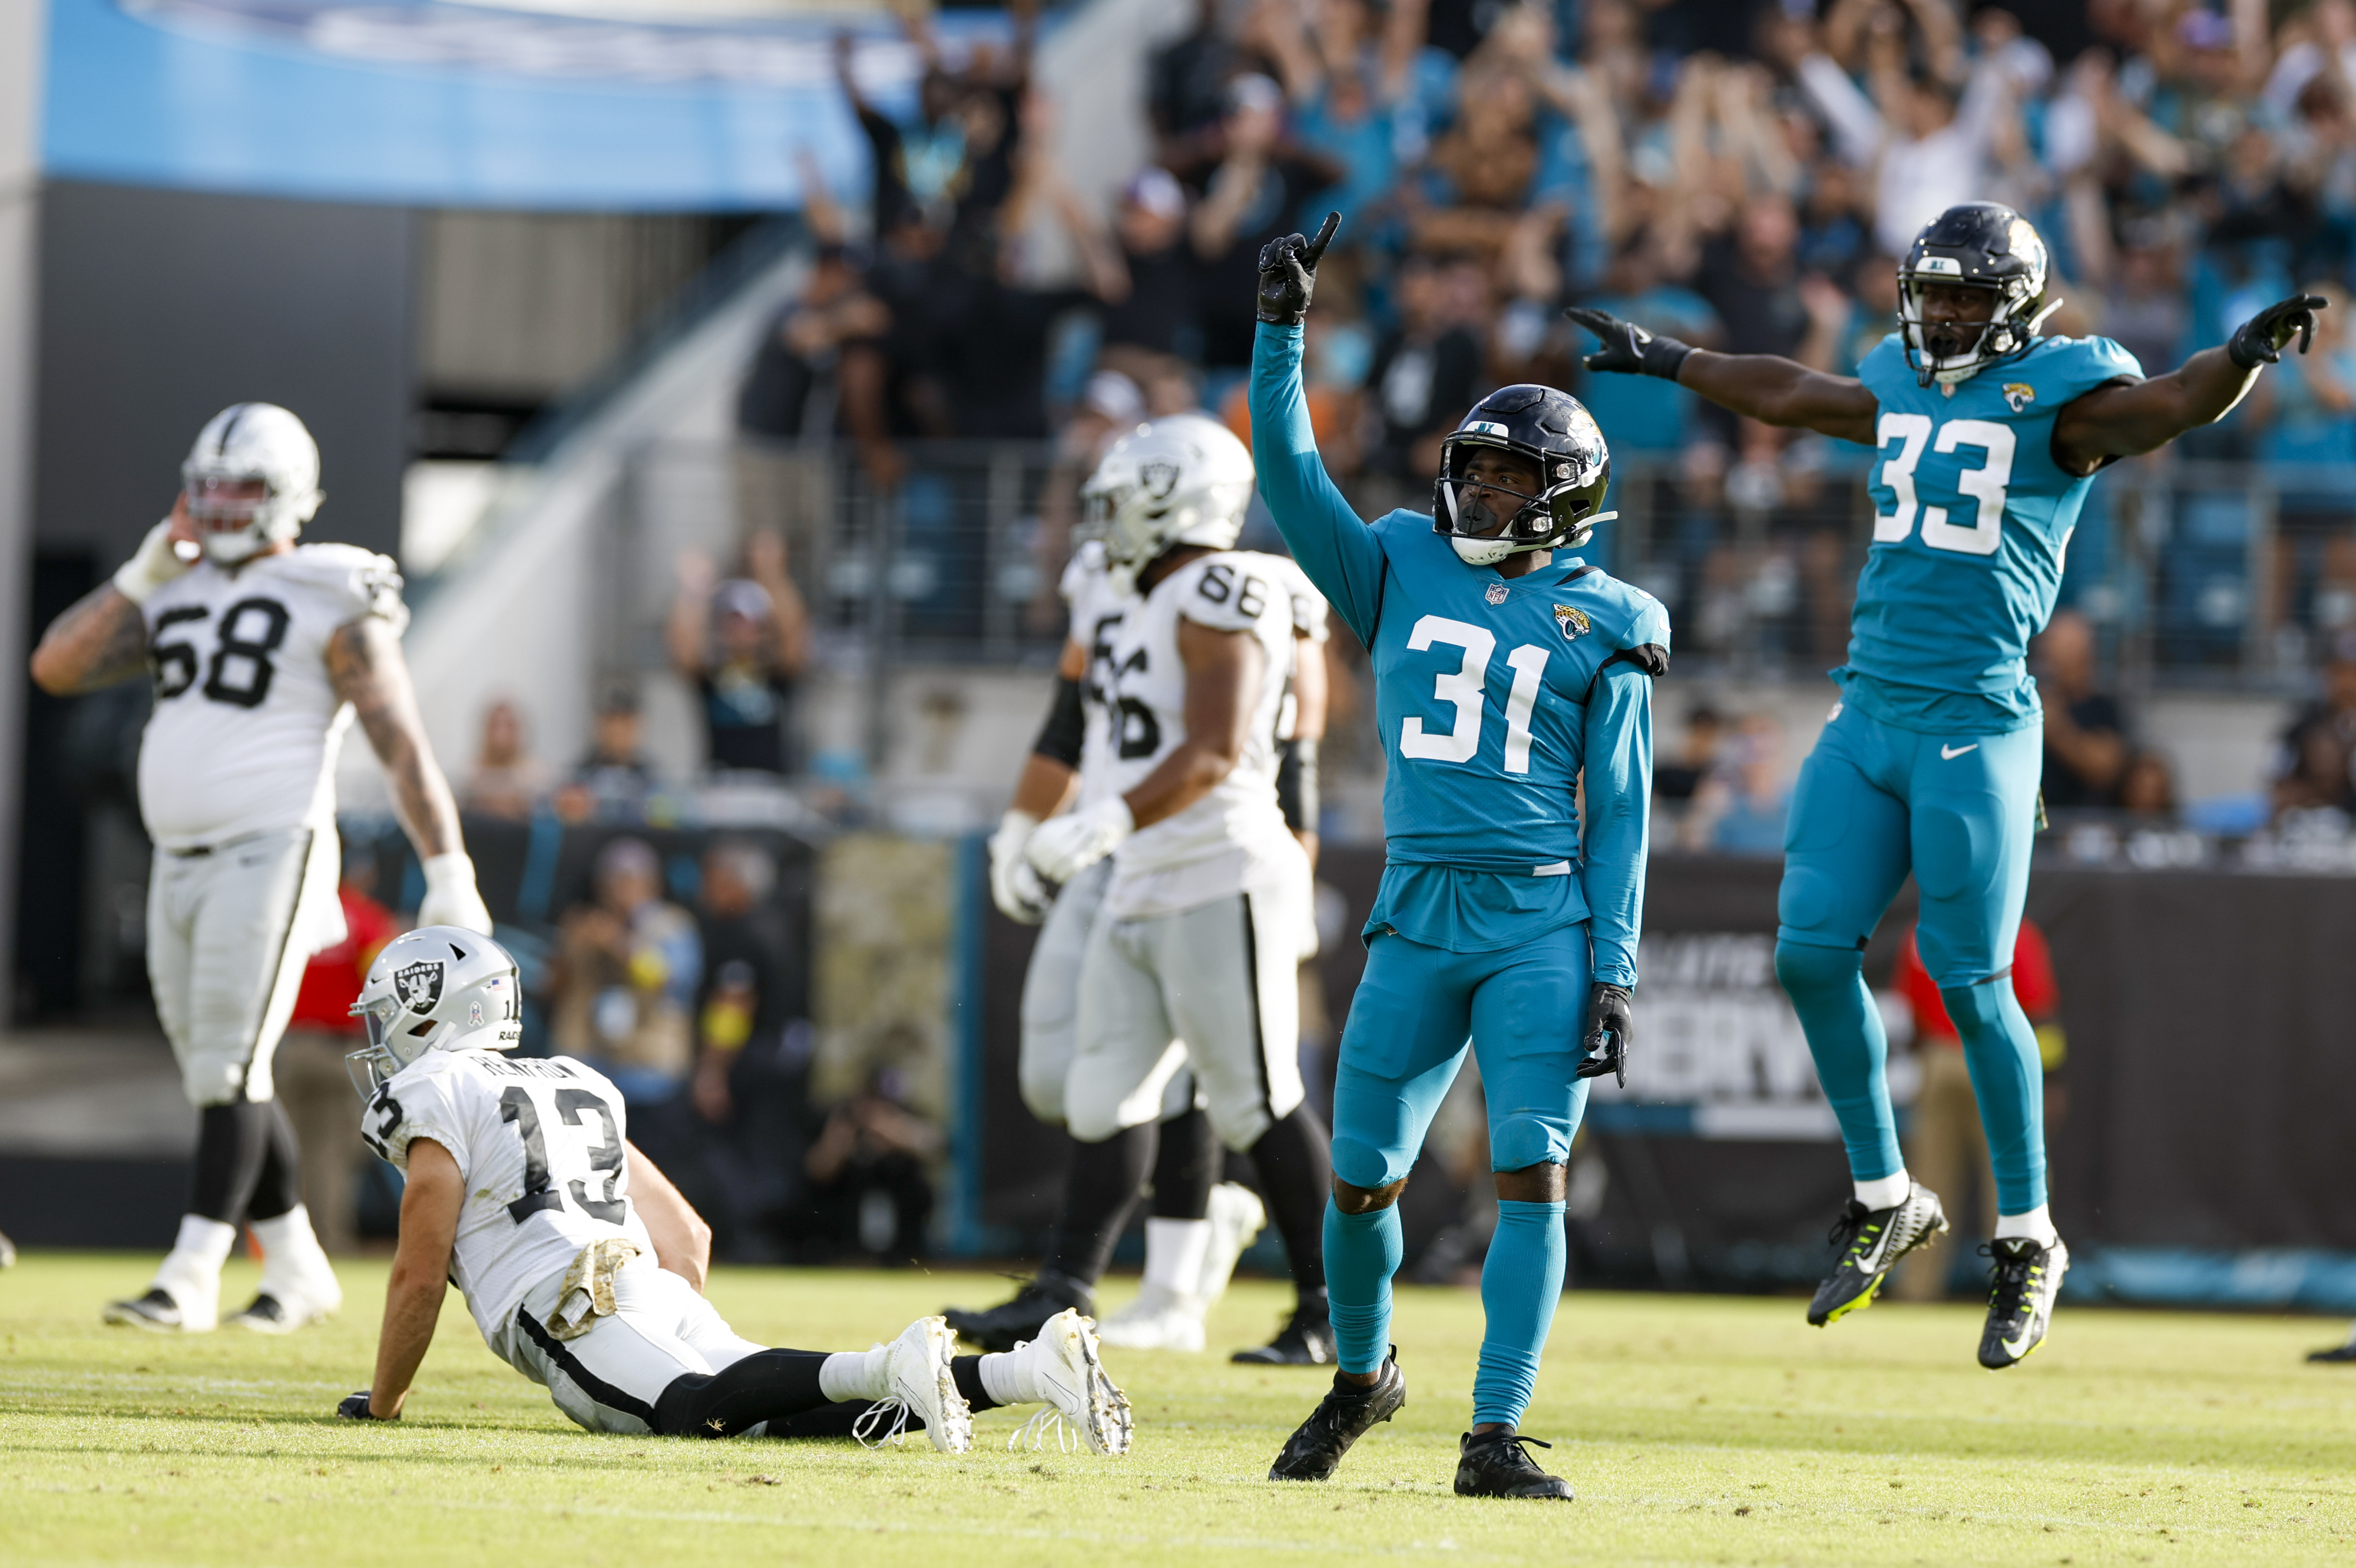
[
  {"xmin": 855, "ymin": 1315, "xmax": 973, "ymax": 1453},
  {"xmin": 1194, "ymin": 1182, "xmax": 1267, "ymax": 1304},
  {"xmin": 229, "ymin": 1278, "xmax": 341, "ymax": 1334},
  {"xmin": 1096, "ymin": 1282, "xmax": 1208, "ymax": 1352},
  {"xmin": 104, "ymin": 1282, "xmax": 217, "ymax": 1335},
  {"xmin": 1008, "ymin": 1308, "xmax": 1133, "ymax": 1456}
]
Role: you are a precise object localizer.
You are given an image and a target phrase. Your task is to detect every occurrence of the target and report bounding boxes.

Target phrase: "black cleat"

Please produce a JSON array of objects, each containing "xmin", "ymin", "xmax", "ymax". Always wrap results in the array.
[
  {"xmin": 942, "ymin": 1272, "xmax": 1094, "ymax": 1354},
  {"xmin": 1232, "ymin": 1303, "xmax": 1336, "ymax": 1365},
  {"xmin": 1454, "ymin": 1430, "xmax": 1575, "ymax": 1500},
  {"xmin": 1978, "ymin": 1235, "xmax": 2069, "ymax": 1369},
  {"xmin": 1268, "ymin": 1350, "xmax": 1406, "ymax": 1480},
  {"xmin": 102, "ymin": 1288, "xmax": 186, "ymax": 1332},
  {"xmin": 1807, "ymin": 1183, "xmax": 1948, "ymax": 1326},
  {"xmin": 2307, "ymin": 1341, "xmax": 2356, "ymax": 1364}
]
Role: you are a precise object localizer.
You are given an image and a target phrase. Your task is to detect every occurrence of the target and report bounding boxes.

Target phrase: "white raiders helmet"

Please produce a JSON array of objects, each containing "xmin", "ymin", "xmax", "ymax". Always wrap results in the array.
[
  {"xmin": 347, "ymin": 926, "xmax": 522, "ymax": 1093},
  {"xmin": 181, "ymin": 403, "xmax": 324, "ymax": 565},
  {"xmin": 1081, "ymin": 412, "xmax": 1256, "ymax": 574}
]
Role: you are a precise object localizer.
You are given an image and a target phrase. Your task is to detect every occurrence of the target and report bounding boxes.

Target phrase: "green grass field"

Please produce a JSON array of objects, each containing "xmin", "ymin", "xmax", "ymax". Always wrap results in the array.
[{"xmin": 4, "ymin": 1253, "xmax": 2354, "ymax": 1566}]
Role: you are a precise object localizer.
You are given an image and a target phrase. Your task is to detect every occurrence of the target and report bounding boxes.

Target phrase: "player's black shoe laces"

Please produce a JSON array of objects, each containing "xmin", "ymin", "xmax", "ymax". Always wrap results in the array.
[
  {"xmin": 1268, "ymin": 1353, "xmax": 1405, "ymax": 1480},
  {"xmin": 1454, "ymin": 1430, "xmax": 1574, "ymax": 1500},
  {"xmin": 1828, "ymin": 1202, "xmax": 1885, "ymax": 1266},
  {"xmin": 1981, "ymin": 1240, "xmax": 2044, "ymax": 1328}
]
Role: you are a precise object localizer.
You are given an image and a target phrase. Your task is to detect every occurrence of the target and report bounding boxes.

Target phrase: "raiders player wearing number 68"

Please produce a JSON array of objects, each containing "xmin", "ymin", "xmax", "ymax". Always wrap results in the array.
[
  {"xmin": 29, "ymin": 404, "xmax": 495, "ymax": 1336},
  {"xmin": 340, "ymin": 928, "xmax": 1130, "ymax": 1452}
]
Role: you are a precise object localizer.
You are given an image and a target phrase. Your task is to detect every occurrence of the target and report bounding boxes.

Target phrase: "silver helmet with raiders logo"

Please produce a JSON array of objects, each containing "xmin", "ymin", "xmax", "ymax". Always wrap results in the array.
[
  {"xmin": 1080, "ymin": 412, "xmax": 1257, "ymax": 574},
  {"xmin": 347, "ymin": 925, "xmax": 522, "ymax": 1091}
]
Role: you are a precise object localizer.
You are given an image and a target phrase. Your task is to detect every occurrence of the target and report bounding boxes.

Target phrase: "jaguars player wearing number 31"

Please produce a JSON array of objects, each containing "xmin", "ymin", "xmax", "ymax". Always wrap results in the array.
[
  {"xmin": 1253, "ymin": 213, "xmax": 1667, "ymax": 1501},
  {"xmin": 30, "ymin": 404, "xmax": 496, "ymax": 1337},
  {"xmin": 1572, "ymin": 201, "xmax": 2327, "ymax": 1369}
]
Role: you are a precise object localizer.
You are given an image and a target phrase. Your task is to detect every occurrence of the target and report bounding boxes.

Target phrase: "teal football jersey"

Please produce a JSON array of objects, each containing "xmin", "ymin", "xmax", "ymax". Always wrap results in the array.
[{"xmin": 1845, "ymin": 332, "xmax": 2143, "ymax": 732}]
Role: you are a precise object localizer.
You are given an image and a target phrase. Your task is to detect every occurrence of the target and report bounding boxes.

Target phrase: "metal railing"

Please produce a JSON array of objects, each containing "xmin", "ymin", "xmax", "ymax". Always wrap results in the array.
[{"xmin": 607, "ymin": 438, "xmax": 2356, "ymax": 695}]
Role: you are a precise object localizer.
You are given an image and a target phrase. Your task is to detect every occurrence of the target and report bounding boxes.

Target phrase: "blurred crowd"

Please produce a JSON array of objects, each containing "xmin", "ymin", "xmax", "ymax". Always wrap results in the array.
[{"xmin": 730, "ymin": 0, "xmax": 2356, "ymax": 669}]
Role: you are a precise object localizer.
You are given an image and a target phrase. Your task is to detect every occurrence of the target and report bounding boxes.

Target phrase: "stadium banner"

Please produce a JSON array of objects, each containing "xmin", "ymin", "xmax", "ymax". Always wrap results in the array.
[
  {"xmin": 973, "ymin": 850, "xmax": 2356, "ymax": 1294},
  {"xmin": 41, "ymin": 0, "xmax": 1015, "ymax": 209}
]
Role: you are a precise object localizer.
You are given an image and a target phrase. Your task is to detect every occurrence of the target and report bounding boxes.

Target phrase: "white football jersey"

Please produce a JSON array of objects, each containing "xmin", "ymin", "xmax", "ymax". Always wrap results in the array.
[
  {"xmin": 1097, "ymin": 550, "xmax": 1306, "ymax": 919},
  {"xmin": 1262, "ymin": 554, "xmax": 1330, "ymax": 743},
  {"xmin": 1060, "ymin": 541, "xmax": 1138, "ymax": 813},
  {"xmin": 137, "ymin": 544, "xmax": 407, "ymax": 849},
  {"xmin": 361, "ymin": 1049, "xmax": 654, "ymax": 1347}
]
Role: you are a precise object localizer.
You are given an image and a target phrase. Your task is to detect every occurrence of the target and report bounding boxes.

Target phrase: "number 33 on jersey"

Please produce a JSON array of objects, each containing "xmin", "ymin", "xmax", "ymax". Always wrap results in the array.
[{"xmin": 1847, "ymin": 331, "xmax": 2142, "ymax": 721}]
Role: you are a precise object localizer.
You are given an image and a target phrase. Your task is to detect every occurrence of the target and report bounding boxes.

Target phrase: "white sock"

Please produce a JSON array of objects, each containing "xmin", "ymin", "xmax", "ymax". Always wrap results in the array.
[
  {"xmin": 252, "ymin": 1206, "xmax": 329, "ymax": 1270},
  {"xmin": 155, "ymin": 1215, "xmax": 236, "ymax": 1292},
  {"xmin": 1994, "ymin": 1205, "xmax": 2058, "ymax": 1248},
  {"xmin": 978, "ymin": 1349, "xmax": 1032, "ymax": 1407},
  {"xmin": 1854, "ymin": 1171, "xmax": 1911, "ymax": 1211},
  {"xmin": 819, "ymin": 1344, "xmax": 890, "ymax": 1404},
  {"xmin": 1141, "ymin": 1218, "xmax": 1213, "ymax": 1297}
]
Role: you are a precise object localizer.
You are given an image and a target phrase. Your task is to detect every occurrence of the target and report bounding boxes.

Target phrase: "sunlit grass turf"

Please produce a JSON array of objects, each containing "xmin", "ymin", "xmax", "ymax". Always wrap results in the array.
[{"xmin": 2, "ymin": 1254, "xmax": 2354, "ymax": 1566}]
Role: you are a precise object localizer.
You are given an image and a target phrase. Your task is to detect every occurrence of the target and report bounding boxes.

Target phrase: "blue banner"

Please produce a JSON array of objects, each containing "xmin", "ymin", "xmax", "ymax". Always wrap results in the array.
[{"xmin": 43, "ymin": 0, "xmax": 1014, "ymax": 209}]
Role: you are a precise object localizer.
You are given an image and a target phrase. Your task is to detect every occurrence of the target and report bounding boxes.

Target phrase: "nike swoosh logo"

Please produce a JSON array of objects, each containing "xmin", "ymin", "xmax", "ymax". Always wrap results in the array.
[
  {"xmin": 1940, "ymin": 743, "xmax": 1979, "ymax": 760},
  {"xmin": 2001, "ymin": 1329, "xmax": 2037, "ymax": 1358}
]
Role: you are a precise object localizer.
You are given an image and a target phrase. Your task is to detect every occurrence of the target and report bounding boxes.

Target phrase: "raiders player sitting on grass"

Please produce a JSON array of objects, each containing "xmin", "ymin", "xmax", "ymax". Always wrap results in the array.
[{"xmin": 335, "ymin": 927, "xmax": 1131, "ymax": 1454}]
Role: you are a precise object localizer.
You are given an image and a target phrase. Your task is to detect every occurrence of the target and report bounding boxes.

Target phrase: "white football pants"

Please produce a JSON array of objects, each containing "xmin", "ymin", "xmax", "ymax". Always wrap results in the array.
[
  {"xmin": 498, "ymin": 1252, "xmax": 765, "ymax": 1435},
  {"xmin": 1018, "ymin": 858, "xmax": 1192, "ymax": 1126},
  {"xmin": 146, "ymin": 825, "xmax": 340, "ymax": 1107},
  {"xmin": 1066, "ymin": 878, "xmax": 1307, "ymax": 1152}
]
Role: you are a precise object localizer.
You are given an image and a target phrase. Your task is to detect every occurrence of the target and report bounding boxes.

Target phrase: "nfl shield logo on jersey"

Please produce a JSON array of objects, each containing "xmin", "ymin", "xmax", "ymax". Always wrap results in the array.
[
  {"xmin": 1553, "ymin": 604, "xmax": 1591, "ymax": 640},
  {"xmin": 395, "ymin": 961, "xmax": 444, "ymax": 1014},
  {"xmin": 1485, "ymin": 581, "xmax": 1509, "ymax": 606}
]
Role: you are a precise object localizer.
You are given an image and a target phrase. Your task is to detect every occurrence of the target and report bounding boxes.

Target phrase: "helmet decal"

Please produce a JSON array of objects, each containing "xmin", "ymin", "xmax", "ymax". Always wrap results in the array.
[
  {"xmin": 1431, "ymin": 383, "xmax": 1613, "ymax": 563},
  {"xmin": 395, "ymin": 961, "xmax": 444, "ymax": 1014},
  {"xmin": 1897, "ymin": 203, "xmax": 2057, "ymax": 388}
]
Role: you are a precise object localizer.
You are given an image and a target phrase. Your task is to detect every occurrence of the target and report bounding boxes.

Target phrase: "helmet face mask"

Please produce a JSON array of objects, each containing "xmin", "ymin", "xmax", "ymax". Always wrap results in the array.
[
  {"xmin": 1432, "ymin": 385, "xmax": 1614, "ymax": 565},
  {"xmin": 345, "ymin": 926, "xmax": 523, "ymax": 1099},
  {"xmin": 1897, "ymin": 203, "xmax": 2060, "ymax": 387},
  {"xmin": 1080, "ymin": 413, "xmax": 1257, "ymax": 577},
  {"xmin": 181, "ymin": 403, "xmax": 324, "ymax": 565}
]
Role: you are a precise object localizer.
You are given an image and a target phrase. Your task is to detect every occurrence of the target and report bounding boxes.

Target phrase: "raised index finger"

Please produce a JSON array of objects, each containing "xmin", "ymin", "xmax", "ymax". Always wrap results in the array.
[{"xmin": 1302, "ymin": 211, "xmax": 1341, "ymax": 266}]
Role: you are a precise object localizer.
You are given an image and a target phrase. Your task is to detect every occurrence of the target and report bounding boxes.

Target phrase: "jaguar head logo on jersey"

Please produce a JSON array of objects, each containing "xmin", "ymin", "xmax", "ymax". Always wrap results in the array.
[
  {"xmin": 395, "ymin": 961, "xmax": 445, "ymax": 1014},
  {"xmin": 2004, "ymin": 383, "xmax": 2036, "ymax": 413},
  {"xmin": 1553, "ymin": 604, "xmax": 1591, "ymax": 640},
  {"xmin": 349, "ymin": 928, "xmax": 524, "ymax": 1094}
]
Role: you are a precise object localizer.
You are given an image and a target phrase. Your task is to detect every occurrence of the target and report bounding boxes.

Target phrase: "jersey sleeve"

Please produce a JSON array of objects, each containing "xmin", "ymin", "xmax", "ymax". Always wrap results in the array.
[
  {"xmin": 1580, "ymin": 587, "xmax": 1667, "ymax": 988},
  {"xmin": 296, "ymin": 545, "xmax": 410, "ymax": 636},
  {"xmin": 2046, "ymin": 335, "xmax": 2146, "ymax": 395},
  {"xmin": 1250, "ymin": 321, "xmax": 1389, "ymax": 646},
  {"xmin": 1174, "ymin": 557, "xmax": 1288, "ymax": 635},
  {"xmin": 1059, "ymin": 541, "xmax": 1105, "ymax": 607},
  {"xmin": 1280, "ymin": 561, "xmax": 1331, "ymax": 642},
  {"xmin": 360, "ymin": 1064, "xmax": 472, "ymax": 1177}
]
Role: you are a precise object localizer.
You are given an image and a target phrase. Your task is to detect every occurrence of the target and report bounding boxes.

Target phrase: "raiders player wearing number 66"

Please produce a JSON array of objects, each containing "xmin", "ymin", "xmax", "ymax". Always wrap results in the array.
[
  {"xmin": 340, "ymin": 928, "xmax": 1130, "ymax": 1452},
  {"xmin": 30, "ymin": 403, "xmax": 495, "ymax": 1337}
]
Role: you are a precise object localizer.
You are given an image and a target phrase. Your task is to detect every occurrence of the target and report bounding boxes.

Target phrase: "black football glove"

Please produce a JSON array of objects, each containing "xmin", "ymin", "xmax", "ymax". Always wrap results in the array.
[
  {"xmin": 1576, "ymin": 983, "xmax": 1633, "ymax": 1086},
  {"xmin": 2229, "ymin": 293, "xmax": 2329, "ymax": 369},
  {"xmin": 1256, "ymin": 211, "xmax": 1341, "ymax": 326},
  {"xmin": 1564, "ymin": 305, "xmax": 1695, "ymax": 381},
  {"xmin": 337, "ymin": 1390, "xmax": 396, "ymax": 1421}
]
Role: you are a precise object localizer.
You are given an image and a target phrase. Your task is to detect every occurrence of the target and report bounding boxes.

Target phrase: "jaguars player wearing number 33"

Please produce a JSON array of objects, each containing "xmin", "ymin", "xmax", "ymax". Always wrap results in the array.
[
  {"xmin": 31, "ymin": 405, "xmax": 497, "ymax": 1338},
  {"xmin": 1253, "ymin": 214, "xmax": 1667, "ymax": 1501},
  {"xmin": 1571, "ymin": 201, "xmax": 2328, "ymax": 1369}
]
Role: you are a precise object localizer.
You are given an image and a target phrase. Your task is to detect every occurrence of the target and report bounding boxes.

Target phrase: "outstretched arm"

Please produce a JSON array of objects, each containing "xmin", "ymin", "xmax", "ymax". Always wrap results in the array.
[
  {"xmin": 1566, "ymin": 306, "xmax": 1880, "ymax": 444},
  {"xmin": 362, "ymin": 1136, "xmax": 463, "ymax": 1419},
  {"xmin": 1250, "ymin": 214, "xmax": 1388, "ymax": 644},
  {"xmin": 2053, "ymin": 295, "xmax": 2329, "ymax": 474}
]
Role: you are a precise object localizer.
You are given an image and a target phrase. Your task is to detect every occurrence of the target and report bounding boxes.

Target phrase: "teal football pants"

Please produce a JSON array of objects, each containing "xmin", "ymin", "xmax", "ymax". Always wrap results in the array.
[
  {"xmin": 1326, "ymin": 924, "xmax": 1589, "ymax": 1426},
  {"xmin": 1772, "ymin": 700, "xmax": 2048, "ymax": 1214}
]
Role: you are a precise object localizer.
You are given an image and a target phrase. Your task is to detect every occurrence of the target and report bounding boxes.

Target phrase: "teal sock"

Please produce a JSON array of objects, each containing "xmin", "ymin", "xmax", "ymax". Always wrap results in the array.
[
  {"xmin": 1943, "ymin": 980, "xmax": 2047, "ymax": 1213},
  {"xmin": 1473, "ymin": 1199, "xmax": 1567, "ymax": 1428},
  {"xmin": 1323, "ymin": 1200, "xmax": 1401, "ymax": 1376},
  {"xmin": 1774, "ymin": 940, "xmax": 1903, "ymax": 1185}
]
